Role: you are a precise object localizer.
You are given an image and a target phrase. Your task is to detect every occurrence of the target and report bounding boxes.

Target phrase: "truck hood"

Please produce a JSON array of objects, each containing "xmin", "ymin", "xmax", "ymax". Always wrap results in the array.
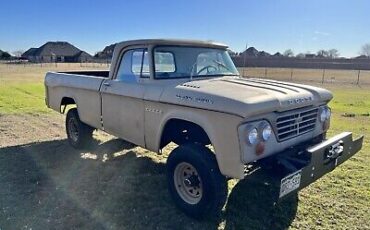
[{"xmin": 159, "ymin": 77, "xmax": 333, "ymax": 118}]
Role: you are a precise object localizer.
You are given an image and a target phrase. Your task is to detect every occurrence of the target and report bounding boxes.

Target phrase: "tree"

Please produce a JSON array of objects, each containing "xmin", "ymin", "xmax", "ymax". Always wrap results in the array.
[
  {"xmin": 0, "ymin": 50, "xmax": 11, "ymax": 60},
  {"xmin": 12, "ymin": 50, "xmax": 24, "ymax": 58},
  {"xmin": 283, "ymin": 49, "xmax": 294, "ymax": 57},
  {"xmin": 360, "ymin": 43, "xmax": 370, "ymax": 57},
  {"xmin": 316, "ymin": 49, "xmax": 339, "ymax": 58},
  {"xmin": 317, "ymin": 49, "xmax": 329, "ymax": 58},
  {"xmin": 328, "ymin": 49, "xmax": 339, "ymax": 58}
]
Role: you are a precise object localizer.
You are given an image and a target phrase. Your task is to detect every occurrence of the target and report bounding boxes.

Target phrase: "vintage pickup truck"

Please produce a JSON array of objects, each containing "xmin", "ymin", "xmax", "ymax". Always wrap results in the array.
[{"xmin": 45, "ymin": 39, "xmax": 363, "ymax": 219}]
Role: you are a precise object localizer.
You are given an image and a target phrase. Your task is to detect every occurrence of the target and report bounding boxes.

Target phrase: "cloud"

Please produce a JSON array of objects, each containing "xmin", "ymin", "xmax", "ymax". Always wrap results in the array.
[{"xmin": 314, "ymin": 31, "xmax": 330, "ymax": 36}]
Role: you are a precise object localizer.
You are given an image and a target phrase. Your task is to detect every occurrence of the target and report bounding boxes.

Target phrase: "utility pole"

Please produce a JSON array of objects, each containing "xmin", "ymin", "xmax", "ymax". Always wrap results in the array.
[{"xmin": 243, "ymin": 43, "xmax": 247, "ymax": 77}]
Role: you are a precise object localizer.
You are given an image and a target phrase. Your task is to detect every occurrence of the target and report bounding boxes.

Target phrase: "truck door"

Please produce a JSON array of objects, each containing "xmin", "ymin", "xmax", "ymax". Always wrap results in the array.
[{"xmin": 100, "ymin": 48, "xmax": 149, "ymax": 147}]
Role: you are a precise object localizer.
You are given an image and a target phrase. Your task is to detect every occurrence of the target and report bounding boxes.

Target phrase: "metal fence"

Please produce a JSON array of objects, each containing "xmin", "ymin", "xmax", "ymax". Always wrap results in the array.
[
  {"xmin": 1, "ymin": 62, "xmax": 369, "ymax": 85},
  {"xmin": 238, "ymin": 67, "xmax": 370, "ymax": 85}
]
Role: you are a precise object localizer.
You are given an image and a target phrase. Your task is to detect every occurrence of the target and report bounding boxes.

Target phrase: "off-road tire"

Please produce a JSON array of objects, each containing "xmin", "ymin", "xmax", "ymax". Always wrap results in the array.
[
  {"xmin": 166, "ymin": 143, "xmax": 228, "ymax": 219},
  {"xmin": 66, "ymin": 108, "xmax": 94, "ymax": 149}
]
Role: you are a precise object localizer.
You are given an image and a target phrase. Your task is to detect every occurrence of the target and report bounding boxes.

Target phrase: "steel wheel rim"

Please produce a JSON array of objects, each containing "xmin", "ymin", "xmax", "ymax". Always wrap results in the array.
[
  {"xmin": 174, "ymin": 162, "xmax": 203, "ymax": 204},
  {"xmin": 68, "ymin": 117, "xmax": 79, "ymax": 142}
]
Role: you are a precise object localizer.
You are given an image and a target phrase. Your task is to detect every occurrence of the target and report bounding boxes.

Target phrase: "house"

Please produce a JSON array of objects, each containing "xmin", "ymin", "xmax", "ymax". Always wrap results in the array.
[
  {"xmin": 22, "ymin": 48, "xmax": 38, "ymax": 61},
  {"xmin": 241, "ymin": 47, "xmax": 259, "ymax": 57},
  {"xmin": 22, "ymin": 41, "xmax": 93, "ymax": 63},
  {"xmin": 258, "ymin": 51, "xmax": 271, "ymax": 57},
  {"xmin": 95, "ymin": 43, "xmax": 116, "ymax": 60},
  {"xmin": 273, "ymin": 52, "xmax": 283, "ymax": 57}
]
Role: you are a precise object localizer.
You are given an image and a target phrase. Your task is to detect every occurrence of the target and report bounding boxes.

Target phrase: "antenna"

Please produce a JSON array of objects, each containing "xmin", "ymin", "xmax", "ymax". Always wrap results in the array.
[{"xmin": 243, "ymin": 43, "xmax": 247, "ymax": 78}]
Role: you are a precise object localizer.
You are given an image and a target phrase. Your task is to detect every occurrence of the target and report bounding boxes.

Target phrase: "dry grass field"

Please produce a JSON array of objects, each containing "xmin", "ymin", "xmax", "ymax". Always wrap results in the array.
[{"xmin": 0, "ymin": 63, "xmax": 369, "ymax": 229}]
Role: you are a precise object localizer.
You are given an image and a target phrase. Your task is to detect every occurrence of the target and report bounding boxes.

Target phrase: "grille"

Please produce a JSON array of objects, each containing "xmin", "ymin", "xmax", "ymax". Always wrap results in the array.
[{"xmin": 276, "ymin": 108, "xmax": 318, "ymax": 141}]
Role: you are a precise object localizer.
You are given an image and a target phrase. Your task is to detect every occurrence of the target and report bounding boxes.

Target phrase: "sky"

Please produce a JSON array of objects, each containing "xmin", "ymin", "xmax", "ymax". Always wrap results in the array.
[{"xmin": 0, "ymin": 0, "xmax": 369, "ymax": 57}]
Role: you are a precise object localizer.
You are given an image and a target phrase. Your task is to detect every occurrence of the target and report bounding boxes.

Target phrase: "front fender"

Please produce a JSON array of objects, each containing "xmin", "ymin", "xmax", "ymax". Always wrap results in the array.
[{"xmin": 146, "ymin": 103, "xmax": 245, "ymax": 179}]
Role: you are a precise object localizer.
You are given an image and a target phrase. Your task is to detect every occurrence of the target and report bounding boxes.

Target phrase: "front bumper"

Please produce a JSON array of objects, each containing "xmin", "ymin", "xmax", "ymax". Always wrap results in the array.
[{"xmin": 265, "ymin": 132, "xmax": 363, "ymax": 200}]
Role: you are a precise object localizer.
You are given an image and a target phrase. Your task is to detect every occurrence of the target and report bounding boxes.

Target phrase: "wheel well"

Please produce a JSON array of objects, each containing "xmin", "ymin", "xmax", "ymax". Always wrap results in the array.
[
  {"xmin": 60, "ymin": 97, "xmax": 76, "ymax": 113},
  {"xmin": 160, "ymin": 119, "xmax": 211, "ymax": 149}
]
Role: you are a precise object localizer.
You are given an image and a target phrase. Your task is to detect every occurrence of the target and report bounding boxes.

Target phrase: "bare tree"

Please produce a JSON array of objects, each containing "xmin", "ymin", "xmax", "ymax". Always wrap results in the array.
[
  {"xmin": 360, "ymin": 43, "xmax": 370, "ymax": 57},
  {"xmin": 328, "ymin": 49, "xmax": 339, "ymax": 58},
  {"xmin": 12, "ymin": 50, "xmax": 24, "ymax": 58},
  {"xmin": 283, "ymin": 49, "xmax": 294, "ymax": 57},
  {"xmin": 317, "ymin": 49, "xmax": 329, "ymax": 58}
]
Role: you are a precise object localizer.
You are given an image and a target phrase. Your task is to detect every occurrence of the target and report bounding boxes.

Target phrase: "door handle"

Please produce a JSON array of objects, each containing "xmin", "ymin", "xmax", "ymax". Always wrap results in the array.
[{"xmin": 103, "ymin": 82, "xmax": 111, "ymax": 87}]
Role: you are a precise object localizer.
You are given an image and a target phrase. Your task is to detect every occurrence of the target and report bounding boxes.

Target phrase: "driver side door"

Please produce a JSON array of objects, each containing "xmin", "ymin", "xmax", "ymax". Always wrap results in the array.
[{"xmin": 100, "ymin": 48, "xmax": 149, "ymax": 146}]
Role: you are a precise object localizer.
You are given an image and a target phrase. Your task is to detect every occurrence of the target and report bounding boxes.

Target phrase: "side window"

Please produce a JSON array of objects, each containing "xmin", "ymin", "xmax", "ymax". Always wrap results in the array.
[
  {"xmin": 131, "ymin": 51, "xmax": 143, "ymax": 74},
  {"xmin": 116, "ymin": 49, "xmax": 149, "ymax": 82}
]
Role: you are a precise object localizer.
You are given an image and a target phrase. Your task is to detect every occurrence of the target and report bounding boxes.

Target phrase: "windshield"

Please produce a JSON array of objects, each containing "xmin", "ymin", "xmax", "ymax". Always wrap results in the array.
[{"xmin": 154, "ymin": 46, "xmax": 239, "ymax": 79}]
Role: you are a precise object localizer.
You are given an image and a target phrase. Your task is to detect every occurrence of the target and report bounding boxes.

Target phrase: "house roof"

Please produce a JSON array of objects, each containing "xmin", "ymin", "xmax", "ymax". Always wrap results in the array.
[
  {"xmin": 273, "ymin": 52, "xmax": 283, "ymax": 57},
  {"xmin": 242, "ymin": 47, "xmax": 259, "ymax": 57},
  {"xmin": 258, "ymin": 51, "xmax": 271, "ymax": 57},
  {"xmin": 22, "ymin": 48, "xmax": 38, "ymax": 57},
  {"xmin": 102, "ymin": 43, "xmax": 116, "ymax": 53},
  {"xmin": 95, "ymin": 43, "xmax": 117, "ymax": 58},
  {"xmin": 33, "ymin": 41, "xmax": 82, "ymax": 56}
]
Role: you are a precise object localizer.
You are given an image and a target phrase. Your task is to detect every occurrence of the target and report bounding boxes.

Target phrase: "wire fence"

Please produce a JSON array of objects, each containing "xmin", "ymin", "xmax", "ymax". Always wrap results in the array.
[
  {"xmin": 1, "ymin": 62, "xmax": 369, "ymax": 85},
  {"xmin": 238, "ymin": 67, "xmax": 370, "ymax": 85}
]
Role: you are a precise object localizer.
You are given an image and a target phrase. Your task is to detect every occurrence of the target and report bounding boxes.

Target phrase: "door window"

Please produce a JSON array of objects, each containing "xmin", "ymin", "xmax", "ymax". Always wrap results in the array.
[{"xmin": 116, "ymin": 49, "xmax": 149, "ymax": 82}]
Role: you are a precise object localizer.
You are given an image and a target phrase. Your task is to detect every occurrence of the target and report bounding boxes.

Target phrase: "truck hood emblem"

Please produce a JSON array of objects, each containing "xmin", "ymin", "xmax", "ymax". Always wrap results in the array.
[{"xmin": 286, "ymin": 96, "xmax": 313, "ymax": 105}]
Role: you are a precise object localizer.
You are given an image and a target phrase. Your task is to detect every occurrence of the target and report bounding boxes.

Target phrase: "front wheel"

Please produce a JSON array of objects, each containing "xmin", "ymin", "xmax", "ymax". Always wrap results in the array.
[
  {"xmin": 166, "ymin": 144, "xmax": 228, "ymax": 219},
  {"xmin": 66, "ymin": 108, "xmax": 94, "ymax": 149}
]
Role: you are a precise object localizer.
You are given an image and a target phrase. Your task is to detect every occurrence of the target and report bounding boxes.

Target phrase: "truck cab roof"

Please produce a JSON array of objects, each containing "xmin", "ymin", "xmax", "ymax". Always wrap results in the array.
[{"xmin": 114, "ymin": 39, "xmax": 228, "ymax": 50}]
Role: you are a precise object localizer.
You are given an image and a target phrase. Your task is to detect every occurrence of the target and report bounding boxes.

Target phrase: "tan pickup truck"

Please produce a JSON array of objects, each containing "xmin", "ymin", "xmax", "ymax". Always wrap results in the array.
[{"xmin": 45, "ymin": 39, "xmax": 363, "ymax": 219}]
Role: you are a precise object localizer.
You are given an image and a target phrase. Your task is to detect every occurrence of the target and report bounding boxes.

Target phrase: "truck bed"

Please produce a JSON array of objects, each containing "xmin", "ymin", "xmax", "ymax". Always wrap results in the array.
[{"xmin": 45, "ymin": 71, "xmax": 107, "ymax": 128}]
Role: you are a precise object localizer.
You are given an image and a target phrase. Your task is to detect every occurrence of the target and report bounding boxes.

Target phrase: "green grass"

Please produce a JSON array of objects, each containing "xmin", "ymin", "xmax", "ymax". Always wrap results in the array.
[
  {"xmin": 328, "ymin": 86, "xmax": 370, "ymax": 115},
  {"xmin": 0, "ymin": 83, "xmax": 50, "ymax": 114},
  {"xmin": 0, "ymin": 62, "xmax": 107, "ymax": 115}
]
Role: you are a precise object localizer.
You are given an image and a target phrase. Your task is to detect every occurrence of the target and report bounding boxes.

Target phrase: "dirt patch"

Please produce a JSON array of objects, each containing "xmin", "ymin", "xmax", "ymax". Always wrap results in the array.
[
  {"xmin": 0, "ymin": 114, "xmax": 65, "ymax": 147},
  {"xmin": 0, "ymin": 114, "xmax": 297, "ymax": 229}
]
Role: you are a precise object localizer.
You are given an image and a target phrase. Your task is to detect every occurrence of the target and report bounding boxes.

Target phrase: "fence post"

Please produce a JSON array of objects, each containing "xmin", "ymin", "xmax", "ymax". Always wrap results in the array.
[
  {"xmin": 357, "ymin": 70, "xmax": 361, "ymax": 85},
  {"xmin": 243, "ymin": 43, "xmax": 247, "ymax": 77},
  {"xmin": 264, "ymin": 68, "xmax": 267, "ymax": 78},
  {"xmin": 290, "ymin": 68, "xmax": 293, "ymax": 81},
  {"xmin": 321, "ymin": 69, "xmax": 325, "ymax": 84}
]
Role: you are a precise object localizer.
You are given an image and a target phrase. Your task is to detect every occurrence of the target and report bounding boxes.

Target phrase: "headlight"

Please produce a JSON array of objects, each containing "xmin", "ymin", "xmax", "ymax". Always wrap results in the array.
[
  {"xmin": 320, "ymin": 107, "xmax": 331, "ymax": 122},
  {"xmin": 248, "ymin": 128, "xmax": 258, "ymax": 144},
  {"xmin": 262, "ymin": 124, "xmax": 272, "ymax": 141}
]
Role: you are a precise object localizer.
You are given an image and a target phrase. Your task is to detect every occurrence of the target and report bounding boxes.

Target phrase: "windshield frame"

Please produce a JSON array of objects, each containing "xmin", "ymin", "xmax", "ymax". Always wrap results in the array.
[{"xmin": 152, "ymin": 45, "xmax": 239, "ymax": 80}]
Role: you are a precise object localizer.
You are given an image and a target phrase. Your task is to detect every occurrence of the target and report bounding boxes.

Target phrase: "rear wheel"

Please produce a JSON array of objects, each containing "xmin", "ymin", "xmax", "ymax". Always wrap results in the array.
[
  {"xmin": 167, "ymin": 144, "xmax": 227, "ymax": 219},
  {"xmin": 66, "ymin": 108, "xmax": 94, "ymax": 149}
]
